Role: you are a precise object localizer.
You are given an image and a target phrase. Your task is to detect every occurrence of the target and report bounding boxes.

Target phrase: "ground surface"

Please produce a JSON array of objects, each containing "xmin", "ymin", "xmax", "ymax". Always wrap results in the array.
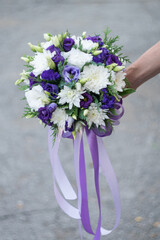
[{"xmin": 0, "ymin": 0, "xmax": 160, "ymax": 239}]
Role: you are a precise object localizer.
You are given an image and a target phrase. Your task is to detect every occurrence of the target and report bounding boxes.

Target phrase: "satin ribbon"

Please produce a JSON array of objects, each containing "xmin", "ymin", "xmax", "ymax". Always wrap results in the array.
[
  {"xmin": 48, "ymin": 97, "xmax": 123, "ymax": 239},
  {"xmin": 48, "ymin": 127, "xmax": 121, "ymax": 239}
]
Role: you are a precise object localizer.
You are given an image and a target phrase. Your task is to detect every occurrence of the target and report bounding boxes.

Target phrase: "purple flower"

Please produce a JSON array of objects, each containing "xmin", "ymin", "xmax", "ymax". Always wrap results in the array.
[
  {"xmin": 80, "ymin": 92, "xmax": 93, "ymax": 108},
  {"xmin": 86, "ymin": 35, "xmax": 103, "ymax": 47},
  {"xmin": 38, "ymin": 103, "xmax": 57, "ymax": 125},
  {"xmin": 63, "ymin": 38, "xmax": 75, "ymax": 52},
  {"xmin": 47, "ymin": 45, "xmax": 61, "ymax": 54},
  {"xmin": 48, "ymin": 102, "xmax": 57, "ymax": 113},
  {"xmin": 101, "ymin": 88, "xmax": 116, "ymax": 109},
  {"xmin": 38, "ymin": 106, "xmax": 52, "ymax": 124},
  {"xmin": 29, "ymin": 72, "xmax": 37, "ymax": 89},
  {"xmin": 41, "ymin": 69, "xmax": 60, "ymax": 81},
  {"xmin": 62, "ymin": 65, "xmax": 80, "ymax": 83},
  {"xmin": 93, "ymin": 48, "xmax": 109, "ymax": 64},
  {"xmin": 41, "ymin": 82, "xmax": 59, "ymax": 99},
  {"xmin": 93, "ymin": 48, "xmax": 122, "ymax": 66},
  {"xmin": 106, "ymin": 54, "xmax": 122, "ymax": 66},
  {"xmin": 52, "ymin": 53, "xmax": 64, "ymax": 65}
]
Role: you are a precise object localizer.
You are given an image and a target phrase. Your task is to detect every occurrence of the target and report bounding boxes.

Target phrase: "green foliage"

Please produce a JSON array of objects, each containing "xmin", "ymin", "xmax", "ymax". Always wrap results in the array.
[
  {"xmin": 23, "ymin": 106, "xmax": 38, "ymax": 118},
  {"xmin": 50, "ymin": 125, "xmax": 59, "ymax": 146},
  {"xmin": 119, "ymin": 88, "xmax": 136, "ymax": 96},
  {"xmin": 107, "ymin": 85, "xmax": 120, "ymax": 101},
  {"xmin": 18, "ymin": 85, "xmax": 30, "ymax": 91},
  {"xmin": 66, "ymin": 106, "xmax": 78, "ymax": 118},
  {"xmin": 103, "ymin": 28, "xmax": 130, "ymax": 64}
]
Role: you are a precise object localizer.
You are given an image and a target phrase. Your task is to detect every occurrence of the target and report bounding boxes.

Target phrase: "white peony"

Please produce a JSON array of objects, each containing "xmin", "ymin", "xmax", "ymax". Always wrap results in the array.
[
  {"xmin": 114, "ymin": 71, "xmax": 126, "ymax": 92},
  {"xmin": 51, "ymin": 108, "xmax": 68, "ymax": 130},
  {"xmin": 81, "ymin": 64, "xmax": 112, "ymax": 94},
  {"xmin": 86, "ymin": 103, "xmax": 109, "ymax": 128},
  {"xmin": 61, "ymin": 48, "xmax": 93, "ymax": 69},
  {"xmin": 30, "ymin": 49, "xmax": 56, "ymax": 76},
  {"xmin": 58, "ymin": 85, "xmax": 84, "ymax": 109},
  {"xmin": 71, "ymin": 36, "xmax": 98, "ymax": 51},
  {"xmin": 25, "ymin": 85, "xmax": 50, "ymax": 111}
]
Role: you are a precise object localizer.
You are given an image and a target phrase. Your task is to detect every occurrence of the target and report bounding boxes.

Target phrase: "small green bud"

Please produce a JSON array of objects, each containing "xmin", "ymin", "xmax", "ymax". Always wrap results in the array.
[
  {"xmin": 43, "ymin": 33, "xmax": 51, "ymax": 41},
  {"xmin": 63, "ymin": 32, "xmax": 68, "ymax": 38},
  {"xmin": 46, "ymin": 56, "xmax": 56, "ymax": 69},
  {"xmin": 58, "ymin": 34, "xmax": 63, "ymax": 42},
  {"xmin": 82, "ymin": 31, "xmax": 86, "ymax": 39},
  {"xmin": 106, "ymin": 63, "xmax": 117, "ymax": 71},
  {"xmin": 92, "ymin": 50, "xmax": 102, "ymax": 56},
  {"xmin": 83, "ymin": 109, "xmax": 89, "ymax": 117},
  {"xmin": 15, "ymin": 79, "xmax": 23, "ymax": 85},
  {"xmin": 79, "ymin": 78, "xmax": 88, "ymax": 85},
  {"xmin": 21, "ymin": 57, "xmax": 30, "ymax": 63},
  {"xmin": 51, "ymin": 36, "xmax": 60, "ymax": 47},
  {"xmin": 113, "ymin": 66, "xmax": 125, "ymax": 72},
  {"xmin": 25, "ymin": 114, "xmax": 34, "ymax": 119},
  {"xmin": 28, "ymin": 42, "xmax": 43, "ymax": 52},
  {"xmin": 72, "ymin": 114, "xmax": 77, "ymax": 120}
]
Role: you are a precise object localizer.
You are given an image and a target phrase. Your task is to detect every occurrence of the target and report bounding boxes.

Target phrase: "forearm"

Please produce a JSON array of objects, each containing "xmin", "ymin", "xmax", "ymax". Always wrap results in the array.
[{"xmin": 125, "ymin": 41, "xmax": 160, "ymax": 90}]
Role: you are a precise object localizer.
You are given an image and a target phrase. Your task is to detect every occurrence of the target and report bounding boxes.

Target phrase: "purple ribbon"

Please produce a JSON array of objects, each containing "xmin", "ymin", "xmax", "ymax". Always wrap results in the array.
[
  {"xmin": 48, "ymin": 98, "xmax": 124, "ymax": 239},
  {"xmin": 48, "ymin": 128, "xmax": 121, "ymax": 239}
]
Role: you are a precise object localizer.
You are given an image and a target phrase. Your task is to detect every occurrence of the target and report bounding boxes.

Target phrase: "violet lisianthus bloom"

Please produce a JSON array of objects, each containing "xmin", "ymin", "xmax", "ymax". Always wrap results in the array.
[
  {"xmin": 46, "ymin": 44, "xmax": 64, "ymax": 65},
  {"xmin": 106, "ymin": 54, "xmax": 122, "ymax": 66},
  {"xmin": 41, "ymin": 69, "xmax": 60, "ymax": 81},
  {"xmin": 38, "ymin": 106, "xmax": 52, "ymax": 124},
  {"xmin": 85, "ymin": 35, "xmax": 103, "ymax": 47},
  {"xmin": 93, "ymin": 48, "xmax": 122, "ymax": 66},
  {"xmin": 52, "ymin": 53, "xmax": 64, "ymax": 66},
  {"xmin": 48, "ymin": 102, "xmax": 57, "ymax": 113},
  {"xmin": 63, "ymin": 38, "xmax": 75, "ymax": 52},
  {"xmin": 80, "ymin": 92, "xmax": 93, "ymax": 108},
  {"xmin": 62, "ymin": 65, "xmax": 80, "ymax": 83},
  {"xmin": 47, "ymin": 44, "xmax": 61, "ymax": 54},
  {"xmin": 41, "ymin": 82, "xmax": 59, "ymax": 99},
  {"xmin": 93, "ymin": 47, "xmax": 109, "ymax": 64},
  {"xmin": 101, "ymin": 88, "xmax": 116, "ymax": 109},
  {"xmin": 38, "ymin": 103, "xmax": 57, "ymax": 125},
  {"xmin": 29, "ymin": 72, "xmax": 37, "ymax": 89}
]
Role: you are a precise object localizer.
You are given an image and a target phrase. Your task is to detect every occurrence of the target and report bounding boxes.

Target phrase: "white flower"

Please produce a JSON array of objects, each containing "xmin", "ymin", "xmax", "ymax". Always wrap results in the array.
[
  {"xmin": 51, "ymin": 108, "xmax": 68, "ymax": 130},
  {"xmin": 30, "ymin": 49, "xmax": 56, "ymax": 76},
  {"xmin": 86, "ymin": 103, "xmax": 109, "ymax": 128},
  {"xmin": 25, "ymin": 85, "xmax": 50, "ymax": 111},
  {"xmin": 81, "ymin": 65, "xmax": 112, "ymax": 94},
  {"xmin": 114, "ymin": 71, "xmax": 126, "ymax": 92},
  {"xmin": 58, "ymin": 85, "xmax": 84, "ymax": 109},
  {"xmin": 61, "ymin": 48, "xmax": 93, "ymax": 69},
  {"xmin": 71, "ymin": 36, "xmax": 98, "ymax": 51},
  {"xmin": 41, "ymin": 40, "xmax": 53, "ymax": 49}
]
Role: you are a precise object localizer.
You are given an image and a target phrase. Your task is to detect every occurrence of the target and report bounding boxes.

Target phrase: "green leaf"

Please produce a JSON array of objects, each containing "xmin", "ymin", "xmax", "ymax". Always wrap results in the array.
[{"xmin": 119, "ymin": 88, "xmax": 136, "ymax": 96}]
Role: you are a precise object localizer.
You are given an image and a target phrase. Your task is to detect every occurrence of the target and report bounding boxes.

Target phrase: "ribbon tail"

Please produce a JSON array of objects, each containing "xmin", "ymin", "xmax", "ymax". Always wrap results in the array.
[
  {"xmin": 79, "ymin": 133, "xmax": 94, "ymax": 235},
  {"xmin": 48, "ymin": 128, "xmax": 80, "ymax": 219},
  {"xmin": 86, "ymin": 129, "xmax": 101, "ymax": 240},
  {"xmin": 97, "ymin": 137, "xmax": 121, "ymax": 235}
]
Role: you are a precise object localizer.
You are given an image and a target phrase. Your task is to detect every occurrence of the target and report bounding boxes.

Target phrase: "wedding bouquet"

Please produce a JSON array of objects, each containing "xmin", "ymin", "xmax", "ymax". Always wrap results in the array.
[{"xmin": 16, "ymin": 29, "xmax": 134, "ymax": 240}]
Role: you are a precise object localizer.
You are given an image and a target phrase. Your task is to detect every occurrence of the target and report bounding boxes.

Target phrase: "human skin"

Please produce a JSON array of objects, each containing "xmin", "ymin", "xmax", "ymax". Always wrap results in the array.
[{"xmin": 125, "ymin": 41, "xmax": 160, "ymax": 90}]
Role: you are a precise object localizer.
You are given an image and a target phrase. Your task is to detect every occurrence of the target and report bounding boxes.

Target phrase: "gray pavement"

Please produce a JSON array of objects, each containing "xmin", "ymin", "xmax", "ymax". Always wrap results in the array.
[{"xmin": 0, "ymin": 0, "xmax": 160, "ymax": 239}]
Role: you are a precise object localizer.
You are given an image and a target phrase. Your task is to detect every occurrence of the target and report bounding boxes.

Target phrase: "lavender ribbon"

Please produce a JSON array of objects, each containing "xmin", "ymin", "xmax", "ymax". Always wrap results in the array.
[{"xmin": 48, "ymin": 97, "xmax": 124, "ymax": 240}]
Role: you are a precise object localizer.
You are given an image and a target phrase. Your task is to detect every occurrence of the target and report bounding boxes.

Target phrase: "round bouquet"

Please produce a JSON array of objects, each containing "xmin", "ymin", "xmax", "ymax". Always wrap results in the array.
[{"xmin": 16, "ymin": 29, "xmax": 134, "ymax": 240}]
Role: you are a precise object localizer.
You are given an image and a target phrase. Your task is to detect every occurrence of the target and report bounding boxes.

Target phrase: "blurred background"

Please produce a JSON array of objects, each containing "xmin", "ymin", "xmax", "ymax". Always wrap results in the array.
[{"xmin": 0, "ymin": 0, "xmax": 160, "ymax": 239}]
